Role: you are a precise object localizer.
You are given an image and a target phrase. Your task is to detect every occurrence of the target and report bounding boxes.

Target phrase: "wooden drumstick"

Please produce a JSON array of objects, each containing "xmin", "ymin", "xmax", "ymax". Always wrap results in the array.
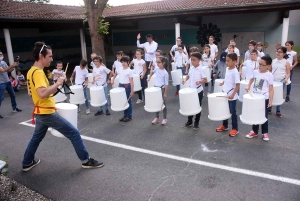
[{"xmin": 123, "ymin": 96, "xmax": 131, "ymax": 107}]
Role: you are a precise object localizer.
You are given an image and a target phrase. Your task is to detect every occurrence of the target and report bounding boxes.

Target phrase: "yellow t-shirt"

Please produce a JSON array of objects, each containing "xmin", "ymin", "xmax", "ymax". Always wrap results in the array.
[{"xmin": 27, "ymin": 66, "xmax": 56, "ymax": 114}]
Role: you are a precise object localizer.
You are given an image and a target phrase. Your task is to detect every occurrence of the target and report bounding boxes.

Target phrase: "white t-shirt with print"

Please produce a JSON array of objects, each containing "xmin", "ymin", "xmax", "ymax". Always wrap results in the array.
[
  {"xmin": 209, "ymin": 44, "xmax": 218, "ymax": 58},
  {"xmin": 133, "ymin": 58, "xmax": 146, "ymax": 75},
  {"xmin": 251, "ymin": 70, "xmax": 273, "ymax": 99},
  {"xmin": 272, "ymin": 58, "xmax": 287, "ymax": 82},
  {"xmin": 189, "ymin": 65, "xmax": 206, "ymax": 93},
  {"xmin": 171, "ymin": 45, "xmax": 187, "ymax": 57},
  {"xmin": 113, "ymin": 60, "xmax": 123, "ymax": 73},
  {"xmin": 201, "ymin": 53, "xmax": 214, "ymax": 67},
  {"xmin": 16, "ymin": 74, "xmax": 25, "ymax": 81},
  {"xmin": 93, "ymin": 65, "xmax": 111, "ymax": 87},
  {"xmin": 118, "ymin": 68, "xmax": 134, "ymax": 84},
  {"xmin": 52, "ymin": 69, "xmax": 65, "ymax": 81},
  {"xmin": 223, "ymin": 67, "xmax": 240, "ymax": 100},
  {"xmin": 153, "ymin": 67, "xmax": 168, "ymax": 88},
  {"xmin": 74, "ymin": 66, "xmax": 88, "ymax": 85},
  {"xmin": 243, "ymin": 60, "xmax": 259, "ymax": 80},
  {"xmin": 286, "ymin": 51, "xmax": 297, "ymax": 67}
]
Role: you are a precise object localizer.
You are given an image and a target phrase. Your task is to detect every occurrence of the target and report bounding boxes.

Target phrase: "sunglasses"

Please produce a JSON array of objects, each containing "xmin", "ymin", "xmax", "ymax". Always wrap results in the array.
[{"xmin": 39, "ymin": 44, "xmax": 47, "ymax": 55}]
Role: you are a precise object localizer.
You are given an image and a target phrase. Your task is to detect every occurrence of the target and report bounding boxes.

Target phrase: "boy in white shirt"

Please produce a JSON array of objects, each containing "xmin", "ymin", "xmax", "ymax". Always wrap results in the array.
[
  {"xmin": 70, "ymin": 60, "xmax": 90, "ymax": 115},
  {"xmin": 170, "ymin": 37, "xmax": 188, "ymax": 61},
  {"xmin": 285, "ymin": 40, "xmax": 298, "ymax": 102},
  {"xmin": 245, "ymin": 56, "xmax": 274, "ymax": 141},
  {"xmin": 240, "ymin": 50, "xmax": 259, "ymax": 80},
  {"xmin": 208, "ymin": 36, "xmax": 218, "ymax": 60},
  {"xmin": 226, "ymin": 40, "xmax": 240, "ymax": 65},
  {"xmin": 89, "ymin": 53, "xmax": 97, "ymax": 72},
  {"xmin": 182, "ymin": 52, "xmax": 207, "ymax": 130},
  {"xmin": 216, "ymin": 53, "xmax": 240, "ymax": 137},
  {"xmin": 112, "ymin": 56, "xmax": 134, "ymax": 122},
  {"xmin": 112, "ymin": 51, "xmax": 123, "ymax": 75},
  {"xmin": 51, "ymin": 61, "xmax": 66, "ymax": 81},
  {"xmin": 256, "ymin": 42, "xmax": 265, "ymax": 59},
  {"xmin": 186, "ymin": 46, "xmax": 200, "ymax": 74},
  {"xmin": 244, "ymin": 40, "xmax": 256, "ymax": 61},
  {"xmin": 175, "ymin": 44, "xmax": 189, "ymax": 96},
  {"xmin": 92, "ymin": 56, "xmax": 113, "ymax": 116},
  {"xmin": 151, "ymin": 50, "xmax": 163, "ymax": 71}
]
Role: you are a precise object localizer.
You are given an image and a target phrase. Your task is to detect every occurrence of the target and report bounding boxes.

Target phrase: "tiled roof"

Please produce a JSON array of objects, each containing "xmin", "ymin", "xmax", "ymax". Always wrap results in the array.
[{"xmin": 0, "ymin": 0, "xmax": 298, "ymax": 20}]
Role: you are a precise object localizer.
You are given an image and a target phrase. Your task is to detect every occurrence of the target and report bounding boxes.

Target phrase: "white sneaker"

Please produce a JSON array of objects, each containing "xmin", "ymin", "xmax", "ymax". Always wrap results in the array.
[
  {"xmin": 86, "ymin": 109, "xmax": 90, "ymax": 115},
  {"xmin": 152, "ymin": 118, "xmax": 159, "ymax": 124},
  {"xmin": 207, "ymin": 92, "xmax": 211, "ymax": 97},
  {"xmin": 136, "ymin": 99, "xmax": 143, "ymax": 104}
]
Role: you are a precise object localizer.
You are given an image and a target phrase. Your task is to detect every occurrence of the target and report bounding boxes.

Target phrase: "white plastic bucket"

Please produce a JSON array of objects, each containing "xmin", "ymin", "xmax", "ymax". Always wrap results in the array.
[
  {"xmin": 133, "ymin": 74, "xmax": 142, "ymax": 92},
  {"xmin": 272, "ymin": 81, "xmax": 285, "ymax": 106},
  {"xmin": 179, "ymin": 88, "xmax": 202, "ymax": 116},
  {"xmin": 88, "ymin": 73, "xmax": 94, "ymax": 88},
  {"xmin": 171, "ymin": 69, "xmax": 182, "ymax": 86},
  {"xmin": 90, "ymin": 86, "xmax": 107, "ymax": 107},
  {"xmin": 110, "ymin": 87, "xmax": 129, "ymax": 111},
  {"xmin": 54, "ymin": 88, "xmax": 67, "ymax": 103},
  {"xmin": 238, "ymin": 80, "xmax": 253, "ymax": 102},
  {"xmin": 201, "ymin": 66, "xmax": 211, "ymax": 83},
  {"xmin": 240, "ymin": 93, "xmax": 267, "ymax": 125},
  {"xmin": 147, "ymin": 74, "xmax": 156, "ymax": 88},
  {"xmin": 69, "ymin": 85, "xmax": 85, "ymax": 104},
  {"xmin": 180, "ymin": 76, "xmax": 189, "ymax": 89},
  {"xmin": 144, "ymin": 87, "xmax": 165, "ymax": 112},
  {"xmin": 208, "ymin": 92, "xmax": 231, "ymax": 121},
  {"xmin": 213, "ymin": 79, "xmax": 224, "ymax": 93},
  {"xmin": 51, "ymin": 103, "xmax": 78, "ymax": 138},
  {"xmin": 111, "ymin": 75, "xmax": 120, "ymax": 88},
  {"xmin": 171, "ymin": 62, "xmax": 176, "ymax": 71}
]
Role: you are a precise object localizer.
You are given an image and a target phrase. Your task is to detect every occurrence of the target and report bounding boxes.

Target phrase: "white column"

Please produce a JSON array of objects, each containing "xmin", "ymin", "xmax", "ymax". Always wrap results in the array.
[
  {"xmin": 175, "ymin": 23, "xmax": 180, "ymax": 43},
  {"xmin": 80, "ymin": 29, "xmax": 87, "ymax": 61},
  {"xmin": 3, "ymin": 29, "xmax": 16, "ymax": 77},
  {"xmin": 281, "ymin": 18, "xmax": 289, "ymax": 46}
]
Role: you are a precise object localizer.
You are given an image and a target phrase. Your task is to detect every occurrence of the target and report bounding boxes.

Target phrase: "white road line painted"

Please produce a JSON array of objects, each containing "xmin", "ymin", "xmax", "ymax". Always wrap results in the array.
[
  {"xmin": 81, "ymin": 135, "xmax": 300, "ymax": 186},
  {"xmin": 19, "ymin": 120, "xmax": 52, "ymax": 131},
  {"xmin": 18, "ymin": 120, "xmax": 300, "ymax": 186}
]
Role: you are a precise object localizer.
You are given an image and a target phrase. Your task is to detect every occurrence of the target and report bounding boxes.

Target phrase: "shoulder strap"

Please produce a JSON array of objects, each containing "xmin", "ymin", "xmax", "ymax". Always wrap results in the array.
[{"xmin": 31, "ymin": 69, "xmax": 39, "ymax": 87}]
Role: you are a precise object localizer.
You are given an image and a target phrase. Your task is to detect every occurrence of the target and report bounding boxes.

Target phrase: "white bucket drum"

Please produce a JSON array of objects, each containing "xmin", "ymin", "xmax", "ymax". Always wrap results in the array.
[
  {"xmin": 144, "ymin": 87, "xmax": 165, "ymax": 112},
  {"xmin": 179, "ymin": 88, "xmax": 202, "ymax": 116},
  {"xmin": 213, "ymin": 79, "xmax": 224, "ymax": 93},
  {"xmin": 241, "ymin": 66, "xmax": 246, "ymax": 80},
  {"xmin": 240, "ymin": 93, "xmax": 267, "ymax": 125},
  {"xmin": 272, "ymin": 81, "xmax": 285, "ymax": 106},
  {"xmin": 69, "ymin": 85, "xmax": 85, "ymax": 104},
  {"xmin": 90, "ymin": 86, "xmax": 107, "ymax": 107},
  {"xmin": 51, "ymin": 103, "xmax": 78, "ymax": 138},
  {"xmin": 201, "ymin": 66, "xmax": 211, "ymax": 83},
  {"xmin": 110, "ymin": 87, "xmax": 129, "ymax": 111},
  {"xmin": 207, "ymin": 92, "xmax": 231, "ymax": 121},
  {"xmin": 111, "ymin": 75, "xmax": 120, "ymax": 88},
  {"xmin": 238, "ymin": 80, "xmax": 253, "ymax": 102},
  {"xmin": 133, "ymin": 74, "xmax": 142, "ymax": 92},
  {"xmin": 88, "ymin": 73, "xmax": 94, "ymax": 88},
  {"xmin": 54, "ymin": 88, "xmax": 67, "ymax": 103},
  {"xmin": 171, "ymin": 69, "xmax": 182, "ymax": 86},
  {"xmin": 147, "ymin": 74, "xmax": 156, "ymax": 88},
  {"xmin": 180, "ymin": 76, "xmax": 189, "ymax": 89},
  {"xmin": 171, "ymin": 62, "xmax": 176, "ymax": 71}
]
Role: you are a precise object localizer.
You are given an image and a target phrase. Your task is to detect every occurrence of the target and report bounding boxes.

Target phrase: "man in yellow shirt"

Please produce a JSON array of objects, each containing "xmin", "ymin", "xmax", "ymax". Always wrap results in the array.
[{"xmin": 22, "ymin": 42, "xmax": 104, "ymax": 171}]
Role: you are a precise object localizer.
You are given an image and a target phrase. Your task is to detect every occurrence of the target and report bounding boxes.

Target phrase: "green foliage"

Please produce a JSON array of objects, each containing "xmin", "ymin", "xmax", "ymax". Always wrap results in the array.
[
  {"xmin": 105, "ymin": 3, "xmax": 112, "ymax": 9},
  {"xmin": 97, "ymin": 16, "xmax": 110, "ymax": 35}
]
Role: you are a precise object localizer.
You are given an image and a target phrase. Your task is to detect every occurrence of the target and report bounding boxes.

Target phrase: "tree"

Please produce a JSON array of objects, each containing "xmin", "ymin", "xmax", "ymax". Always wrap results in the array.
[
  {"xmin": 83, "ymin": 0, "xmax": 110, "ymax": 63},
  {"xmin": 14, "ymin": 0, "xmax": 49, "ymax": 3}
]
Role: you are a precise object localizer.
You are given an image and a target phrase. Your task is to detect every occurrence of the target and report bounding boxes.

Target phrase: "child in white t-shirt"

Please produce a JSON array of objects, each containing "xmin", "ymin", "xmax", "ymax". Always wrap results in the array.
[
  {"xmin": 170, "ymin": 37, "xmax": 188, "ymax": 62},
  {"xmin": 70, "ymin": 60, "xmax": 90, "ymax": 114},
  {"xmin": 174, "ymin": 44, "xmax": 189, "ymax": 95},
  {"xmin": 130, "ymin": 49, "xmax": 147, "ymax": 104},
  {"xmin": 182, "ymin": 52, "xmax": 207, "ymax": 130},
  {"xmin": 92, "ymin": 56, "xmax": 113, "ymax": 116},
  {"xmin": 202, "ymin": 44, "xmax": 214, "ymax": 95},
  {"xmin": 216, "ymin": 53, "xmax": 240, "ymax": 137},
  {"xmin": 256, "ymin": 42, "xmax": 265, "ymax": 59},
  {"xmin": 244, "ymin": 40, "xmax": 256, "ymax": 61},
  {"xmin": 226, "ymin": 40, "xmax": 240, "ymax": 65},
  {"xmin": 151, "ymin": 50, "xmax": 163, "ymax": 72},
  {"xmin": 148, "ymin": 56, "xmax": 169, "ymax": 125},
  {"xmin": 51, "ymin": 61, "xmax": 66, "ymax": 81},
  {"xmin": 285, "ymin": 41, "xmax": 298, "ymax": 102},
  {"xmin": 112, "ymin": 51, "xmax": 123, "ymax": 75},
  {"xmin": 16, "ymin": 70, "xmax": 27, "ymax": 86},
  {"xmin": 240, "ymin": 50, "xmax": 259, "ymax": 80},
  {"xmin": 209, "ymin": 36, "xmax": 218, "ymax": 60},
  {"xmin": 186, "ymin": 46, "xmax": 200, "ymax": 74},
  {"xmin": 112, "ymin": 56, "xmax": 134, "ymax": 122},
  {"xmin": 89, "ymin": 53, "xmax": 97, "ymax": 72},
  {"xmin": 245, "ymin": 56, "xmax": 274, "ymax": 141}
]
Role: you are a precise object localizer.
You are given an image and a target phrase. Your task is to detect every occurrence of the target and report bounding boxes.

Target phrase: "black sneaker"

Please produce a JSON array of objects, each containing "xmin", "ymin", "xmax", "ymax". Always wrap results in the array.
[
  {"xmin": 285, "ymin": 96, "xmax": 290, "ymax": 102},
  {"xmin": 22, "ymin": 159, "xmax": 40, "ymax": 172},
  {"xmin": 119, "ymin": 116, "xmax": 126, "ymax": 122},
  {"xmin": 276, "ymin": 111, "xmax": 282, "ymax": 118},
  {"xmin": 123, "ymin": 117, "xmax": 132, "ymax": 122},
  {"xmin": 193, "ymin": 124, "xmax": 199, "ymax": 130},
  {"xmin": 268, "ymin": 109, "xmax": 272, "ymax": 114},
  {"xmin": 106, "ymin": 110, "xmax": 111, "ymax": 115},
  {"xmin": 82, "ymin": 158, "xmax": 104, "ymax": 169},
  {"xmin": 182, "ymin": 121, "xmax": 193, "ymax": 128},
  {"xmin": 0, "ymin": 114, "xmax": 3, "ymax": 119},
  {"xmin": 13, "ymin": 108, "xmax": 22, "ymax": 113},
  {"xmin": 95, "ymin": 111, "xmax": 104, "ymax": 116}
]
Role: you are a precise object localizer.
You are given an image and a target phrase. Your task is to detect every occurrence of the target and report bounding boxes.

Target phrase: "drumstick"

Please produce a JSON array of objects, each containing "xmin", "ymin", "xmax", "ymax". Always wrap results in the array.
[
  {"xmin": 247, "ymin": 90, "xmax": 253, "ymax": 97},
  {"xmin": 123, "ymin": 96, "xmax": 131, "ymax": 107},
  {"xmin": 64, "ymin": 62, "xmax": 69, "ymax": 74},
  {"xmin": 71, "ymin": 80, "xmax": 73, "ymax": 86}
]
